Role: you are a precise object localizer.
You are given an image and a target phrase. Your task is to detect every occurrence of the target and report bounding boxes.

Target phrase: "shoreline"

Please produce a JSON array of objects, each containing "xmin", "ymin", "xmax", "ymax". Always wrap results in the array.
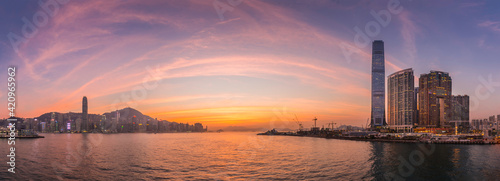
[
  {"xmin": 0, "ymin": 135, "xmax": 44, "ymax": 139},
  {"xmin": 257, "ymin": 132, "xmax": 499, "ymax": 145}
]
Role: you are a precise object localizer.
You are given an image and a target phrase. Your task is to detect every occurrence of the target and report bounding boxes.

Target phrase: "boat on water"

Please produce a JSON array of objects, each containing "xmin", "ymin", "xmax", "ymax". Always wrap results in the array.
[{"xmin": 0, "ymin": 129, "xmax": 44, "ymax": 139}]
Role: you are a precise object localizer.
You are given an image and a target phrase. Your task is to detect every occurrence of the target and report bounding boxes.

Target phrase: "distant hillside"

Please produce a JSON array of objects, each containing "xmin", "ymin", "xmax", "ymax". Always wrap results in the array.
[
  {"xmin": 336, "ymin": 125, "xmax": 364, "ymax": 130},
  {"xmin": 221, "ymin": 126, "xmax": 268, "ymax": 132},
  {"xmin": 36, "ymin": 107, "xmax": 161, "ymax": 124},
  {"xmin": 36, "ymin": 112, "xmax": 100, "ymax": 122},
  {"xmin": 22, "ymin": 107, "xmax": 207, "ymax": 133},
  {"xmin": 103, "ymin": 107, "xmax": 161, "ymax": 123}
]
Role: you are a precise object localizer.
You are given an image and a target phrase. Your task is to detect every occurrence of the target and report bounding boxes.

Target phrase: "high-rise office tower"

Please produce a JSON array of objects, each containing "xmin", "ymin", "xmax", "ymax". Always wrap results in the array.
[
  {"xmin": 371, "ymin": 40, "xmax": 385, "ymax": 127},
  {"xmin": 82, "ymin": 96, "xmax": 88, "ymax": 132},
  {"xmin": 497, "ymin": 115, "xmax": 500, "ymax": 134},
  {"xmin": 418, "ymin": 71, "xmax": 452, "ymax": 127},
  {"xmin": 414, "ymin": 87, "xmax": 419, "ymax": 125},
  {"xmin": 388, "ymin": 68, "xmax": 414, "ymax": 131},
  {"xmin": 451, "ymin": 95, "xmax": 469, "ymax": 121}
]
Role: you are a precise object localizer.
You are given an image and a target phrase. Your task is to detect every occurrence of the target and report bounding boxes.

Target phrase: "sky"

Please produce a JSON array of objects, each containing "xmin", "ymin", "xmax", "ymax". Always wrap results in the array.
[{"xmin": 1, "ymin": 0, "xmax": 500, "ymax": 130}]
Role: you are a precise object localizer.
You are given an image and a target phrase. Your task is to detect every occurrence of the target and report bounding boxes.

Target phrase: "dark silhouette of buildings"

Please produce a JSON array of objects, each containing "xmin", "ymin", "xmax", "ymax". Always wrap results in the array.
[{"xmin": 6, "ymin": 107, "xmax": 207, "ymax": 134}]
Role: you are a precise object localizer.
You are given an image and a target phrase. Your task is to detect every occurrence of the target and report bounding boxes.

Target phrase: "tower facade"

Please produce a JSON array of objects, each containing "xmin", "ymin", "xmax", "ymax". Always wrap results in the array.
[
  {"xmin": 371, "ymin": 40, "xmax": 385, "ymax": 127},
  {"xmin": 414, "ymin": 87, "xmax": 419, "ymax": 125},
  {"xmin": 82, "ymin": 96, "xmax": 88, "ymax": 132},
  {"xmin": 388, "ymin": 68, "xmax": 414, "ymax": 130},
  {"xmin": 418, "ymin": 71, "xmax": 452, "ymax": 127},
  {"xmin": 451, "ymin": 95, "xmax": 469, "ymax": 121}
]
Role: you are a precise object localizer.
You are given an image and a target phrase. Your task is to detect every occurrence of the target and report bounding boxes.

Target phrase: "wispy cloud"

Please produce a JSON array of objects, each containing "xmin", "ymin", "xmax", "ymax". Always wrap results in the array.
[
  {"xmin": 478, "ymin": 20, "xmax": 500, "ymax": 33},
  {"xmin": 10, "ymin": 0, "xmax": 379, "ymax": 122},
  {"xmin": 460, "ymin": 2, "xmax": 485, "ymax": 8},
  {"xmin": 8, "ymin": 0, "xmax": 496, "ymax": 128},
  {"xmin": 398, "ymin": 11, "xmax": 419, "ymax": 62}
]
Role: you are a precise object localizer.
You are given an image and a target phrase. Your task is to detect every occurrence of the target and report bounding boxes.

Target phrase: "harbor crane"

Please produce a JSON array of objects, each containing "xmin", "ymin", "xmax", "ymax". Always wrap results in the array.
[
  {"xmin": 313, "ymin": 117, "xmax": 318, "ymax": 128},
  {"xmin": 328, "ymin": 122, "xmax": 336, "ymax": 130},
  {"xmin": 294, "ymin": 114, "xmax": 303, "ymax": 131}
]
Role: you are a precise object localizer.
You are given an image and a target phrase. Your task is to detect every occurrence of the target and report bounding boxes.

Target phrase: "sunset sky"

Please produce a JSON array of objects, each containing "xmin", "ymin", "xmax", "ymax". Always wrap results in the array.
[{"xmin": 1, "ymin": 0, "xmax": 500, "ymax": 130}]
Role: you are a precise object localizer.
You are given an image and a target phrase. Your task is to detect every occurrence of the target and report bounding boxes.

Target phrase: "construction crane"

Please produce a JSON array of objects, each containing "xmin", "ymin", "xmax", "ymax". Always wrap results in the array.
[
  {"xmin": 366, "ymin": 118, "xmax": 370, "ymax": 129},
  {"xmin": 327, "ymin": 122, "xmax": 336, "ymax": 130},
  {"xmin": 313, "ymin": 117, "xmax": 318, "ymax": 128},
  {"xmin": 294, "ymin": 114, "xmax": 303, "ymax": 131}
]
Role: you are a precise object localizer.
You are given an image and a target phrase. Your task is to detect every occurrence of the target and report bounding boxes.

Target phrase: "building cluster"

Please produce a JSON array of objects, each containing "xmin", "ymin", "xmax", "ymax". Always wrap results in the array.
[
  {"xmin": 2, "ymin": 97, "xmax": 207, "ymax": 133},
  {"xmin": 471, "ymin": 115, "xmax": 500, "ymax": 135},
  {"xmin": 370, "ymin": 40, "xmax": 493, "ymax": 134}
]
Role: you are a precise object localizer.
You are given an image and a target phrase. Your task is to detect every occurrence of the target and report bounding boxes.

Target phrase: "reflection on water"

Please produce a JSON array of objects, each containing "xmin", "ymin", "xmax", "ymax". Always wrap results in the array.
[
  {"xmin": 1, "ymin": 132, "xmax": 499, "ymax": 180},
  {"xmin": 368, "ymin": 141, "xmax": 500, "ymax": 180}
]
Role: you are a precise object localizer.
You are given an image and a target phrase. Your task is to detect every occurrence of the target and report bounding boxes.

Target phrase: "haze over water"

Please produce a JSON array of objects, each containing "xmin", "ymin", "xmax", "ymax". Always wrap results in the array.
[{"xmin": 1, "ymin": 132, "xmax": 499, "ymax": 180}]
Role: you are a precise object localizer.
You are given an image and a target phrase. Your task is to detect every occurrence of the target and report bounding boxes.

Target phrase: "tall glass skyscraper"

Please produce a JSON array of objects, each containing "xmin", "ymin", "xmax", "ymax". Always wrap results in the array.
[
  {"xmin": 388, "ymin": 68, "xmax": 414, "ymax": 131},
  {"xmin": 82, "ymin": 96, "xmax": 88, "ymax": 132},
  {"xmin": 371, "ymin": 40, "xmax": 385, "ymax": 127}
]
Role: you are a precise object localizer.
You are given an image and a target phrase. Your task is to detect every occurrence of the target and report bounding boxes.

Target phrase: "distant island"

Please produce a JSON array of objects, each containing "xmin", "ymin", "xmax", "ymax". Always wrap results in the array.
[{"xmin": 0, "ymin": 107, "xmax": 207, "ymax": 134}]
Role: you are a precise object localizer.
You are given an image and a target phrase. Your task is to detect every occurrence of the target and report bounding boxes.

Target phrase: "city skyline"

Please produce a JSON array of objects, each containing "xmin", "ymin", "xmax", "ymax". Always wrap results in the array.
[
  {"xmin": 15, "ymin": 106, "xmax": 209, "ymax": 133},
  {"xmin": 2, "ymin": 1, "xmax": 500, "ymax": 130},
  {"xmin": 1, "ymin": 2, "xmax": 500, "ymax": 181}
]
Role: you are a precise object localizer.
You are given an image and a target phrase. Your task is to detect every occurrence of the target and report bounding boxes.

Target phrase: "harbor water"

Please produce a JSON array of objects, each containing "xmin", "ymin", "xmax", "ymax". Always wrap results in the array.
[{"xmin": 1, "ymin": 132, "xmax": 499, "ymax": 180}]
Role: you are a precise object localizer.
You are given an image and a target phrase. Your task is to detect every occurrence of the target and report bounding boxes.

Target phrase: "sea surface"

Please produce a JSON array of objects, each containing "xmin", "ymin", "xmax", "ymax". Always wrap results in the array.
[{"xmin": 1, "ymin": 132, "xmax": 499, "ymax": 180}]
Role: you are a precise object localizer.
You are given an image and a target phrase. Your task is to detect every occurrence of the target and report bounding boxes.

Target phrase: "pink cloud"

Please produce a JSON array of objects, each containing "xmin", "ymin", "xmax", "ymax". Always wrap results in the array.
[
  {"xmin": 478, "ymin": 20, "xmax": 500, "ymax": 33},
  {"xmin": 398, "ymin": 11, "xmax": 419, "ymax": 62},
  {"xmin": 9, "ymin": 0, "xmax": 385, "ymax": 129},
  {"xmin": 460, "ymin": 2, "xmax": 485, "ymax": 8}
]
